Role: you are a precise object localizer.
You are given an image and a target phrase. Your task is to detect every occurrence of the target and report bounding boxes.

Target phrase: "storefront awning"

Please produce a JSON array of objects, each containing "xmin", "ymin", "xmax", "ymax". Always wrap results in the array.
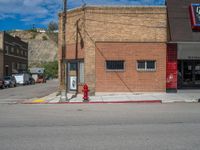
[{"xmin": 178, "ymin": 42, "xmax": 200, "ymax": 60}]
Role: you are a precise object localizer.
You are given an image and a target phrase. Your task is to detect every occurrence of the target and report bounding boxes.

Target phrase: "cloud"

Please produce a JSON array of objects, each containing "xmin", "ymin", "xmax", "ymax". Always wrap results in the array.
[
  {"xmin": 0, "ymin": 0, "xmax": 165, "ymax": 27},
  {"xmin": 0, "ymin": 0, "xmax": 62, "ymax": 24},
  {"xmin": 0, "ymin": 14, "xmax": 16, "ymax": 20}
]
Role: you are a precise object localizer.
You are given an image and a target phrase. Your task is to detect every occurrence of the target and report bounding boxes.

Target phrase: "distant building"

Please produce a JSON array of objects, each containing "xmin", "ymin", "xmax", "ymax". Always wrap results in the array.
[
  {"xmin": 36, "ymin": 28, "xmax": 46, "ymax": 33},
  {"xmin": 0, "ymin": 32, "xmax": 28, "ymax": 77}
]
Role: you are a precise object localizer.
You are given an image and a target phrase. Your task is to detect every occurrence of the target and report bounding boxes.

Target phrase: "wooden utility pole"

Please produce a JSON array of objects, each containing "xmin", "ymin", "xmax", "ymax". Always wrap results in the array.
[{"xmin": 60, "ymin": 0, "xmax": 68, "ymax": 101}]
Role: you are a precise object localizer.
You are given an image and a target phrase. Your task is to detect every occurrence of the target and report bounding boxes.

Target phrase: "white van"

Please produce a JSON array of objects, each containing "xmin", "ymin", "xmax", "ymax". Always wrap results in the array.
[{"xmin": 13, "ymin": 73, "xmax": 30, "ymax": 85}]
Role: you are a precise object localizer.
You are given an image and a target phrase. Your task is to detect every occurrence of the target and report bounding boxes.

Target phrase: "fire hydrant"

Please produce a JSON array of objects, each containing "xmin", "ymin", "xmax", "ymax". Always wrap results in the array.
[{"xmin": 82, "ymin": 84, "xmax": 89, "ymax": 101}]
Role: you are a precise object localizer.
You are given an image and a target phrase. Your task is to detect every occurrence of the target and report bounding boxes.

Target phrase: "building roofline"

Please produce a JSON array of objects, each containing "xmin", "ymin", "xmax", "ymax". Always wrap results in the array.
[{"xmin": 67, "ymin": 5, "xmax": 166, "ymax": 12}]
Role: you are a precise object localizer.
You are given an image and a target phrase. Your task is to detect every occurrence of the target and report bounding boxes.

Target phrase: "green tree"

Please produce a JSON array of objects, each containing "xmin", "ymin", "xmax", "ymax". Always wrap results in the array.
[{"xmin": 41, "ymin": 61, "xmax": 58, "ymax": 78}]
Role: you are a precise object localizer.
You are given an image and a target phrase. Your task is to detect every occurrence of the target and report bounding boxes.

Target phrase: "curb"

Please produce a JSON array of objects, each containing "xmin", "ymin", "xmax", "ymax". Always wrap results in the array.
[
  {"xmin": 162, "ymin": 100, "xmax": 199, "ymax": 103},
  {"xmin": 21, "ymin": 100, "xmax": 162, "ymax": 104}
]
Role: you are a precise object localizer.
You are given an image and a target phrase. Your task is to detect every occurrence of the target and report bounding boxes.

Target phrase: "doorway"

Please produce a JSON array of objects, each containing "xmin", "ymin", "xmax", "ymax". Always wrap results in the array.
[{"xmin": 68, "ymin": 62, "xmax": 78, "ymax": 91}]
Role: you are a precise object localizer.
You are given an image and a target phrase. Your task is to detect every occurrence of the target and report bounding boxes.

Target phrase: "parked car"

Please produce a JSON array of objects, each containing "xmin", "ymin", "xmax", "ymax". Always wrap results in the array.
[
  {"xmin": 4, "ymin": 76, "xmax": 17, "ymax": 88},
  {"xmin": 0, "ymin": 78, "xmax": 5, "ymax": 89},
  {"xmin": 36, "ymin": 75, "xmax": 46, "ymax": 83},
  {"xmin": 29, "ymin": 77, "xmax": 35, "ymax": 85}
]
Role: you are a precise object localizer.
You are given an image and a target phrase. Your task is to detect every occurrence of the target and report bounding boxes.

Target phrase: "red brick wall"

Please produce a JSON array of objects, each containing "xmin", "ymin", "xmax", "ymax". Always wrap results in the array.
[{"xmin": 95, "ymin": 42, "xmax": 166, "ymax": 92}]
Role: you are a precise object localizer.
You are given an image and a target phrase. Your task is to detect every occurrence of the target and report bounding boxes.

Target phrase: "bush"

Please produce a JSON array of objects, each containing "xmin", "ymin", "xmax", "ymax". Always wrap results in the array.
[
  {"xmin": 41, "ymin": 61, "xmax": 58, "ymax": 78},
  {"xmin": 31, "ymin": 32, "xmax": 37, "ymax": 39},
  {"xmin": 42, "ymin": 36, "xmax": 48, "ymax": 41}
]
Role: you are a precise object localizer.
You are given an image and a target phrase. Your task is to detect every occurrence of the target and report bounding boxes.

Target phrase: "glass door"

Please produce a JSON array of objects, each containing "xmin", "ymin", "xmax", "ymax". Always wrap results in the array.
[
  {"xmin": 179, "ymin": 60, "xmax": 200, "ymax": 88},
  {"xmin": 194, "ymin": 62, "xmax": 200, "ymax": 85},
  {"xmin": 182, "ymin": 61, "xmax": 193, "ymax": 86}
]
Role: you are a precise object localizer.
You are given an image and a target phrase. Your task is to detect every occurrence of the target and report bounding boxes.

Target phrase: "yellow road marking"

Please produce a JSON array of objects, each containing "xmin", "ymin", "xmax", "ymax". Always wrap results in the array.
[{"xmin": 32, "ymin": 99, "xmax": 45, "ymax": 103}]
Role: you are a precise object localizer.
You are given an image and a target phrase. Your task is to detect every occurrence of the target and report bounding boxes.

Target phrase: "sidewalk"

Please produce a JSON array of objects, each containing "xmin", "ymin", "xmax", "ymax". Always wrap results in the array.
[{"xmin": 22, "ymin": 90, "xmax": 200, "ymax": 104}]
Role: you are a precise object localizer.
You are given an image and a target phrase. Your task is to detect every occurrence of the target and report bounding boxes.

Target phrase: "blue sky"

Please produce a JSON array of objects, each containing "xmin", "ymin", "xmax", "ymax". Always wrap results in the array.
[{"xmin": 0, "ymin": 0, "xmax": 165, "ymax": 31}]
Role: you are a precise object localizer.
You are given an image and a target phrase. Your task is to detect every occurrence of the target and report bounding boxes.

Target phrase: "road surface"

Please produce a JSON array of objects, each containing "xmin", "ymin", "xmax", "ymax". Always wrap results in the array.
[
  {"xmin": 0, "ymin": 103, "xmax": 200, "ymax": 150},
  {"xmin": 0, "ymin": 79, "xmax": 58, "ymax": 102}
]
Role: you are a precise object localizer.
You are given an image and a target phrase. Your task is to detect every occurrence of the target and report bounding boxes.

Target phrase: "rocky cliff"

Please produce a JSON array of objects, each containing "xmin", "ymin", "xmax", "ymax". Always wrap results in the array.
[{"xmin": 9, "ymin": 30, "xmax": 58, "ymax": 67}]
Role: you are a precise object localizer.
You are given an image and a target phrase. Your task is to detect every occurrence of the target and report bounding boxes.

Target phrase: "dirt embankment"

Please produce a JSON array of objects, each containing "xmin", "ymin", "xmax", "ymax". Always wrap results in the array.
[{"xmin": 10, "ymin": 31, "xmax": 58, "ymax": 67}]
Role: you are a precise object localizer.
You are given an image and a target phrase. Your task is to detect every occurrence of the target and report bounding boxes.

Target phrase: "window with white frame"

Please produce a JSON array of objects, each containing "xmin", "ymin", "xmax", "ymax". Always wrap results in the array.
[
  {"xmin": 106, "ymin": 60, "xmax": 124, "ymax": 71},
  {"xmin": 137, "ymin": 60, "xmax": 156, "ymax": 71}
]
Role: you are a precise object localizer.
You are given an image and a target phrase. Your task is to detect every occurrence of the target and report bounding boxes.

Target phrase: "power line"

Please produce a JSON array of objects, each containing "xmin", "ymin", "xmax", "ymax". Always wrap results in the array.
[{"xmin": 84, "ymin": 28, "xmax": 133, "ymax": 92}]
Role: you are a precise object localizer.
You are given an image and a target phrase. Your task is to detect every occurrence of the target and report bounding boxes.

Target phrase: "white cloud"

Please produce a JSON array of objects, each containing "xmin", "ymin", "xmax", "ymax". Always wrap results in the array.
[
  {"xmin": 0, "ymin": 0, "xmax": 62, "ymax": 24},
  {"xmin": 0, "ymin": 0, "xmax": 164, "ymax": 26}
]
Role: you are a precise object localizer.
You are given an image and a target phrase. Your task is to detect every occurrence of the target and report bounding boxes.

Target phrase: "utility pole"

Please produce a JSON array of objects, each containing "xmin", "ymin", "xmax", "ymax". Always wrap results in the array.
[
  {"xmin": 60, "ymin": 0, "xmax": 68, "ymax": 101},
  {"xmin": 75, "ymin": 20, "xmax": 79, "ymax": 95}
]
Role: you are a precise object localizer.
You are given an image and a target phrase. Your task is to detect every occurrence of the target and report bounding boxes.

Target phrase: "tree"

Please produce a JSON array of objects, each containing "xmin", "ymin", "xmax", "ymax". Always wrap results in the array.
[
  {"xmin": 41, "ymin": 61, "xmax": 58, "ymax": 78},
  {"xmin": 48, "ymin": 21, "xmax": 58, "ymax": 32}
]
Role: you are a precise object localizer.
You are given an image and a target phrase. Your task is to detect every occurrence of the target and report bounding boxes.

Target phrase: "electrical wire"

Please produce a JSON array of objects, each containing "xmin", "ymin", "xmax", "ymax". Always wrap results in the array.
[{"xmin": 83, "ymin": 28, "xmax": 133, "ymax": 92}]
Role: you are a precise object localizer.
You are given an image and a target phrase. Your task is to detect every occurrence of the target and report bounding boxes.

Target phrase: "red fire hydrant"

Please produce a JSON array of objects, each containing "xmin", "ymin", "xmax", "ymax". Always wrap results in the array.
[{"xmin": 82, "ymin": 84, "xmax": 89, "ymax": 101}]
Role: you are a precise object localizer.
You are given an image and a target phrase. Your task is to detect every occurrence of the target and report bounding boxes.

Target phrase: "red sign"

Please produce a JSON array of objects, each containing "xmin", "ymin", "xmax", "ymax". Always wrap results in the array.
[
  {"xmin": 189, "ymin": 4, "xmax": 200, "ymax": 30},
  {"xmin": 166, "ymin": 62, "xmax": 177, "ymax": 89}
]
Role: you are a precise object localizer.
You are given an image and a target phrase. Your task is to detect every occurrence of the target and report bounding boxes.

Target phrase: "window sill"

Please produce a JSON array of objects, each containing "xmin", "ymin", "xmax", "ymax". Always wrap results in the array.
[{"xmin": 137, "ymin": 69, "xmax": 156, "ymax": 72}]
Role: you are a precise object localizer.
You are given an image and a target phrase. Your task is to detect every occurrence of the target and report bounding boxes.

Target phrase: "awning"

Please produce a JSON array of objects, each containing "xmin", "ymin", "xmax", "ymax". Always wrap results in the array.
[{"xmin": 178, "ymin": 42, "xmax": 200, "ymax": 60}]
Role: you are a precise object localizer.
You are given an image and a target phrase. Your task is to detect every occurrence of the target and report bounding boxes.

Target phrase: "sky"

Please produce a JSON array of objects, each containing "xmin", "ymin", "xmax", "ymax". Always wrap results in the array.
[{"xmin": 0, "ymin": 0, "xmax": 165, "ymax": 31}]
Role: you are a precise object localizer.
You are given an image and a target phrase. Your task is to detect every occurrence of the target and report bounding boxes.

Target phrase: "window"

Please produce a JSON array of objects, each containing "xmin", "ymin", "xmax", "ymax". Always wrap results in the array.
[
  {"xmin": 16, "ymin": 49, "xmax": 19, "ymax": 55},
  {"xmin": 20, "ymin": 50, "xmax": 23, "ymax": 56},
  {"xmin": 17, "ymin": 63, "xmax": 20, "ymax": 70},
  {"xmin": 79, "ymin": 62, "xmax": 84, "ymax": 83},
  {"xmin": 106, "ymin": 60, "xmax": 124, "ymax": 71},
  {"xmin": 5, "ymin": 45, "xmax": 9, "ymax": 54},
  {"xmin": 69, "ymin": 62, "xmax": 76, "ymax": 71},
  {"xmin": 24, "ymin": 51, "xmax": 27, "ymax": 57},
  {"xmin": 137, "ymin": 60, "xmax": 156, "ymax": 71},
  {"xmin": 11, "ymin": 47, "xmax": 14, "ymax": 53},
  {"xmin": 21, "ymin": 64, "xmax": 27, "ymax": 70},
  {"xmin": 12, "ymin": 62, "xmax": 15, "ymax": 70}
]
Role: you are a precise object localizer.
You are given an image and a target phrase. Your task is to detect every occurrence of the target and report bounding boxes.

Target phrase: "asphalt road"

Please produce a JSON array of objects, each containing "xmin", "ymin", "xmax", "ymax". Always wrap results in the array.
[
  {"xmin": 0, "ymin": 103, "xmax": 200, "ymax": 150},
  {"xmin": 0, "ymin": 79, "xmax": 58, "ymax": 102}
]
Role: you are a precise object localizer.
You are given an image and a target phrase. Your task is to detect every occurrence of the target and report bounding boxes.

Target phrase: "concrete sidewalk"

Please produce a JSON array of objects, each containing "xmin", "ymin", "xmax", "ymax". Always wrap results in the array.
[{"xmin": 22, "ymin": 90, "xmax": 200, "ymax": 104}]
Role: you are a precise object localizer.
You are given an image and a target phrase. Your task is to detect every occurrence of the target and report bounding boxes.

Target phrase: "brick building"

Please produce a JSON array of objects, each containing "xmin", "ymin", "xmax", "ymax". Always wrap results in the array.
[
  {"xmin": 0, "ymin": 32, "xmax": 28, "ymax": 77},
  {"xmin": 58, "ymin": 6, "xmax": 167, "ymax": 95}
]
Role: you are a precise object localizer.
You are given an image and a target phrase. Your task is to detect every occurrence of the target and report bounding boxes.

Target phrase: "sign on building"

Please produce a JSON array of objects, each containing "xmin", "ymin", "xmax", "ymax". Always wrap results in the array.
[
  {"xmin": 70, "ymin": 76, "xmax": 77, "ymax": 90},
  {"xmin": 189, "ymin": 3, "xmax": 200, "ymax": 30}
]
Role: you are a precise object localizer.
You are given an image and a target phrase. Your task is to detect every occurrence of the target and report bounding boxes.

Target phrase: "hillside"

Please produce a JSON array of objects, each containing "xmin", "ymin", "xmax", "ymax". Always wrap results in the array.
[{"xmin": 9, "ymin": 30, "xmax": 58, "ymax": 67}]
